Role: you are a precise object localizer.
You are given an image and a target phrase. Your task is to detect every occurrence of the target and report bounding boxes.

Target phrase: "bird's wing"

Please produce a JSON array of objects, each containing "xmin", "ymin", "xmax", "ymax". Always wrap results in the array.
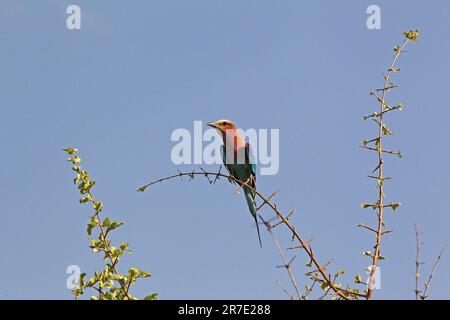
[
  {"xmin": 245, "ymin": 142, "xmax": 261, "ymax": 247},
  {"xmin": 245, "ymin": 142, "xmax": 256, "ymax": 190},
  {"xmin": 221, "ymin": 144, "xmax": 236, "ymax": 183}
]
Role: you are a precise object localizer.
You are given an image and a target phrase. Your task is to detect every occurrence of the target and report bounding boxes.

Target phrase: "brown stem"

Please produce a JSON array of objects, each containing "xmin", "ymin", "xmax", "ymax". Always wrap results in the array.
[{"xmin": 366, "ymin": 39, "xmax": 410, "ymax": 299}]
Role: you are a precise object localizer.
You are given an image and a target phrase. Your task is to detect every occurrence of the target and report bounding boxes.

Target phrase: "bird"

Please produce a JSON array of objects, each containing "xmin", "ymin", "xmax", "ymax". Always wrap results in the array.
[{"xmin": 207, "ymin": 119, "xmax": 262, "ymax": 247}]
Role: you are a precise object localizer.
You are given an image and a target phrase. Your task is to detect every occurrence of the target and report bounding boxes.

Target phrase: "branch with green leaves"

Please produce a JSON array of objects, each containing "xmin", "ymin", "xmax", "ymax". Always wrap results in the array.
[
  {"xmin": 360, "ymin": 29, "xmax": 419, "ymax": 299},
  {"xmin": 63, "ymin": 147, "xmax": 157, "ymax": 300}
]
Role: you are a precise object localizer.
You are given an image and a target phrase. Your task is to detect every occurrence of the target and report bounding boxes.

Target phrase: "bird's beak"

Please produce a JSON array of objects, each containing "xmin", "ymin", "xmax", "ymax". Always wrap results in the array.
[{"xmin": 207, "ymin": 121, "xmax": 218, "ymax": 129}]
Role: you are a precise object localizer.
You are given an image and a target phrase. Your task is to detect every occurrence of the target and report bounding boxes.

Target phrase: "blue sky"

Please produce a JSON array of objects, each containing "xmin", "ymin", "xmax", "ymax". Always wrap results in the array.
[{"xmin": 1, "ymin": 1, "xmax": 449, "ymax": 299}]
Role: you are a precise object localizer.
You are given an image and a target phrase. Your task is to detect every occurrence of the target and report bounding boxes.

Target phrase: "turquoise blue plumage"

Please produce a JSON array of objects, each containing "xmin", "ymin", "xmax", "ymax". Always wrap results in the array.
[{"xmin": 208, "ymin": 119, "xmax": 262, "ymax": 247}]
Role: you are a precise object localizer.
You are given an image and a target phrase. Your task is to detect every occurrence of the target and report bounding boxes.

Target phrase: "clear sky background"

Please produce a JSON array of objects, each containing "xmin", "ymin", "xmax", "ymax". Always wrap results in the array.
[{"xmin": 1, "ymin": 0, "xmax": 449, "ymax": 300}]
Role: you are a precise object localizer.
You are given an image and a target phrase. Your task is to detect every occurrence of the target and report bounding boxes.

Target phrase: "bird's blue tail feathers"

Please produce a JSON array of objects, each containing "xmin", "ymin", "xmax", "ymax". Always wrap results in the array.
[{"xmin": 244, "ymin": 187, "xmax": 262, "ymax": 248}]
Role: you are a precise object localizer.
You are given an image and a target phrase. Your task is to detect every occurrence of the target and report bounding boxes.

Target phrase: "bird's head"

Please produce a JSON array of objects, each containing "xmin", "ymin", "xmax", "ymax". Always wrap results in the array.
[{"xmin": 207, "ymin": 119, "xmax": 236, "ymax": 133}]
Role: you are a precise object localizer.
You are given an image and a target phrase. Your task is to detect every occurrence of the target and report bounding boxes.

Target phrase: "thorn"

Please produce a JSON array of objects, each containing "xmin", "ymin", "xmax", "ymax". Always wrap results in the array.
[
  {"xmin": 288, "ymin": 244, "xmax": 305, "ymax": 250},
  {"xmin": 213, "ymin": 165, "xmax": 222, "ymax": 184},
  {"xmin": 287, "ymin": 256, "xmax": 297, "ymax": 267},
  {"xmin": 273, "ymin": 209, "xmax": 296, "ymax": 227},
  {"xmin": 257, "ymin": 190, "xmax": 279, "ymax": 212}
]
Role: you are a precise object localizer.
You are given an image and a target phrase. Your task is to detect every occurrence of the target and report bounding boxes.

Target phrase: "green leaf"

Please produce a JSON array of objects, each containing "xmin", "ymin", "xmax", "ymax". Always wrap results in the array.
[
  {"xmin": 63, "ymin": 147, "xmax": 78, "ymax": 155},
  {"xmin": 80, "ymin": 195, "xmax": 92, "ymax": 204},
  {"xmin": 404, "ymin": 29, "xmax": 419, "ymax": 42},
  {"xmin": 388, "ymin": 67, "xmax": 400, "ymax": 73},
  {"xmin": 138, "ymin": 270, "xmax": 151, "ymax": 278},
  {"xmin": 72, "ymin": 156, "xmax": 81, "ymax": 164},
  {"xmin": 93, "ymin": 201, "xmax": 103, "ymax": 213},
  {"xmin": 129, "ymin": 267, "xmax": 139, "ymax": 278},
  {"xmin": 119, "ymin": 242, "xmax": 133, "ymax": 254},
  {"xmin": 103, "ymin": 217, "xmax": 111, "ymax": 227},
  {"xmin": 320, "ymin": 281, "xmax": 330, "ymax": 291},
  {"xmin": 87, "ymin": 224, "xmax": 94, "ymax": 236},
  {"xmin": 143, "ymin": 293, "xmax": 158, "ymax": 300},
  {"xmin": 382, "ymin": 124, "xmax": 393, "ymax": 136},
  {"xmin": 89, "ymin": 216, "xmax": 99, "ymax": 226},
  {"xmin": 107, "ymin": 221, "xmax": 124, "ymax": 232},
  {"xmin": 391, "ymin": 202, "xmax": 401, "ymax": 211}
]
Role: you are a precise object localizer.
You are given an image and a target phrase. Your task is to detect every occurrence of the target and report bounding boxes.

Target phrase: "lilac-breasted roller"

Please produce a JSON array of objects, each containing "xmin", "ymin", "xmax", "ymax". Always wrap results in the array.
[{"xmin": 207, "ymin": 119, "xmax": 262, "ymax": 247}]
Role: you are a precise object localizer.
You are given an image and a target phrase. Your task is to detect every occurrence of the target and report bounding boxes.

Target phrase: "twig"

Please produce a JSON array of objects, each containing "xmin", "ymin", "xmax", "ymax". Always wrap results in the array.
[
  {"xmin": 420, "ymin": 244, "xmax": 447, "ymax": 300},
  {"xmin": 276, "ymin": 280, "xmax": 293, "ymax": 300},
  {"xmin": 414, "ymin": 225, "xmax": 423, "ymax": 300},
  {"xmin": 260, "ymin": 216, "xmax": 302, "ymax": 300},
  {"xmin": 361, "ymin": 145, "xmax": 402, "ymax": 157}
]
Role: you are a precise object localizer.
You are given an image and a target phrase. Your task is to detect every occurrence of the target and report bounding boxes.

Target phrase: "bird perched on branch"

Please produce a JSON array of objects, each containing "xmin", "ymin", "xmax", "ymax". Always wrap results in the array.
[{"xmin": 207, "ymin": 119, "xmax": 262, "ymax": 247}]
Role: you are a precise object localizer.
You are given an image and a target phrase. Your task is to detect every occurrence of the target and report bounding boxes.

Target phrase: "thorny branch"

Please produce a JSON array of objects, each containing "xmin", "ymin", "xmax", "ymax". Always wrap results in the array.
[
  {"xmin": 138, "ymin": 169, "xmax": 352, "ymax": 300},
  {"xmin": 362, "ymin": 30, "xmax": 418, "ymax": 299}
]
